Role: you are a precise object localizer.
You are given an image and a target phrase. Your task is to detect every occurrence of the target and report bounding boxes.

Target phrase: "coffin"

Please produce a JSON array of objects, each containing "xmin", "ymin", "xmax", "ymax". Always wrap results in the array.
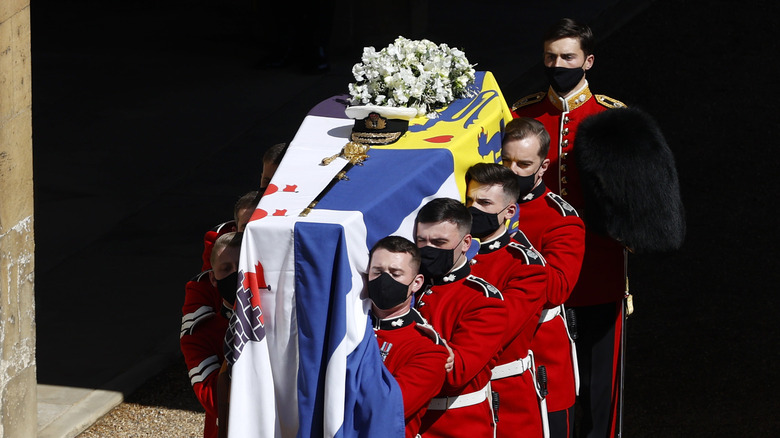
[{"xmin": 225, "ymin": 71, "xmax": 512, "ymax": 438}]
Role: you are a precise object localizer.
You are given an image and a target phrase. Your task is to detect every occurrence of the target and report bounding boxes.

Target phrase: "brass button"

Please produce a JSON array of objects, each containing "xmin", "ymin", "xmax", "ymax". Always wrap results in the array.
[
  {"xmin": 562, "ymin": 128, "xmax": 569, "ymax": 135},
  {"xmin": 561, "ymin": 176, "xmax": 568, "ymax": 184},
  {"xmin": 563, "ymin": 116, "xmax": 570, "ymax": 124},
  {"xmin": 562, "ymin": 139, "xmax": 569, "ymax": 147},
  {"xmin": 562, "ymin": 152, "xmax": 568, "ymax": 159},
  {"xmin": 561, "ymin": 164, "xmax": 567, "ymax": 172},
  {"xmin": 561, "ymin": 188, "xmax": 568, "ymax": 196}
]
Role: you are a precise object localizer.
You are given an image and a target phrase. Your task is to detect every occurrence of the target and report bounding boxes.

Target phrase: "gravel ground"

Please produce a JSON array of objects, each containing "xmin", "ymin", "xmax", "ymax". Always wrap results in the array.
[{"xmin": 78, "ymin": 360, "xmax": 206, "ymax": 438}]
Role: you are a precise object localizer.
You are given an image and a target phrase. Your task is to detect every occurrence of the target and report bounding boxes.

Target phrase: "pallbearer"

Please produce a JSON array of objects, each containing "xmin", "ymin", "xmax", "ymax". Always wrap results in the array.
[
  {"xmin": 465, "ymin": 163, "xmax": 549, "ymax": 438},
  {"xmin": 367, "ymin": 236, "xmax": 449, "ymax": 438},
  {"xmin": 501, "ymin": 118, "xmax": 586, "ymax": 438},
  {"xmin": 414, "ymin": 198, "xmax": 508, "ymax": 438}
]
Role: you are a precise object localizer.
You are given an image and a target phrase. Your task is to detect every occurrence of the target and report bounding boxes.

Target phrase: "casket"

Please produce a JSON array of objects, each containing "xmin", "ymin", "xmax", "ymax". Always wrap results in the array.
[{"xmin": 225, "ymin": 71, "xmax": 512, "ymax": 438}]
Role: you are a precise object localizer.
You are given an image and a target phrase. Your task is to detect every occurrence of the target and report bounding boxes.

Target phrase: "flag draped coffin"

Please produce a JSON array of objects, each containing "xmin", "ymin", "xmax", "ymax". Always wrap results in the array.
[{"xmin": 226, "ymin": 71, "xmax": 512, "ymax": 438}]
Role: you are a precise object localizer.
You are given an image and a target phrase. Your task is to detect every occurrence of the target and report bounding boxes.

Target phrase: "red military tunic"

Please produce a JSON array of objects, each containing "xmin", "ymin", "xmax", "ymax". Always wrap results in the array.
[
  {"xmin": 470, "ymin": 231, "xmax": 548, "ymax": 438},
  {"xmin": 372, "ymin": 308, "xmax": 449, "ymax": 438},
  {"xmin": 180, "ymin": 271, "xmax": 230, "ymax": 438},
  {"xmin": 514, "ymin": 183, "xmax": 586, "ymax": 412},
  {"xmin": 514, "ymin": 83, "xmax": 629, "ymax": 437},
  {"xmin": 512, "ymin": 83, "xmax": 626, "ymax": 307},
  {"xmin": 416, "ymin": 262, "xmax": 507, "ymax": 438}
]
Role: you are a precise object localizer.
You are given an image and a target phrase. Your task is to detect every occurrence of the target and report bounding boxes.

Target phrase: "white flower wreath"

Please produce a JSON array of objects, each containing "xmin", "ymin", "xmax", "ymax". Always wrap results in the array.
[{"xmin": 347, "ymin": 36, "xmax": 477, "ymax": 118}]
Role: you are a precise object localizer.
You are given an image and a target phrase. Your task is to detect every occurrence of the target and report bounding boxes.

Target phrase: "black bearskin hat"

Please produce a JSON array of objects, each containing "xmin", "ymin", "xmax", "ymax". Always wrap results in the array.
[{"xmin": 575, "ymin": 107, "xmax": 685, "ymax": 253}]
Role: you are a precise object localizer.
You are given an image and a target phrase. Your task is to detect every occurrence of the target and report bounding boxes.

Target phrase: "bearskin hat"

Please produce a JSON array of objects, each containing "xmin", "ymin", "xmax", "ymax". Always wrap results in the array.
[{"xmin": 575, "ymin": 107, "xmax": 685, "ymax": 253}]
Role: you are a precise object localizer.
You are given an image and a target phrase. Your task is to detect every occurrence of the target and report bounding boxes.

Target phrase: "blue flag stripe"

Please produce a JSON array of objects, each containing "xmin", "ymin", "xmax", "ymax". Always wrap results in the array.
[
  {"xmin": 294, "ymin": 222, "xmax": 404, "ymax": 438},
  {"xmin": 316, "ymin": 148, "xmax": 455, "ymax": 249}
]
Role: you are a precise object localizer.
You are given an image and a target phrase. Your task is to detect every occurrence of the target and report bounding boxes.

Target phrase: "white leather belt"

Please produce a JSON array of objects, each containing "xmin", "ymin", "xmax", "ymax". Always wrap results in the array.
[
  {"xmin": 537, "ymin": 304, "xmax": 580, "ymax": 395},
  {"xmin": 539, "ymin": 304, "xmax": 563, "ymax": 323},
  {"xmin": 491, "ymin": 355, "xmax": 532, "ymax": 380},
  {"xmin": 427, "ymin": 383, "xmax": 489, "ymax": 410},
  {"xmin": 491, "ymin": 352, "xmax": 550, "ymax": 438}
]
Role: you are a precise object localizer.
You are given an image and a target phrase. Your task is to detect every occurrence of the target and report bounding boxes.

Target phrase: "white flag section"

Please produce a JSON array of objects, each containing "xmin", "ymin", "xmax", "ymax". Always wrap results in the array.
[{"xmin": 225, "ymin": 72, "xmax": 513, "ymax": 438}]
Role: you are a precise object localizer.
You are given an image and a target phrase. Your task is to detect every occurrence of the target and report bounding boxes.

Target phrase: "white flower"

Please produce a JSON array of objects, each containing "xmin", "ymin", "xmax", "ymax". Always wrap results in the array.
[
  {"xmin": 347, "ymin": 36, "xmax": 476, "ymax": 118},
  {"xmin": 352, "ymin": 63, "xmax": 366, "ymax": 82}
]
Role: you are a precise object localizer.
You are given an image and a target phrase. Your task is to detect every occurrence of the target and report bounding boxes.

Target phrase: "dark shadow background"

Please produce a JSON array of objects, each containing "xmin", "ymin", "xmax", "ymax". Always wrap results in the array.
[{"xmin": 30, "ymin": 0, "xmax": 779, "ymax": 436}]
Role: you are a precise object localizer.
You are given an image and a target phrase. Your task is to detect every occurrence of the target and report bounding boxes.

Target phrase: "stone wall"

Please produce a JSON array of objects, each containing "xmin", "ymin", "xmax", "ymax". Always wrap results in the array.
[{"xmin": 0, "ymin": 0, "xmax": 36, "ymax": 436}]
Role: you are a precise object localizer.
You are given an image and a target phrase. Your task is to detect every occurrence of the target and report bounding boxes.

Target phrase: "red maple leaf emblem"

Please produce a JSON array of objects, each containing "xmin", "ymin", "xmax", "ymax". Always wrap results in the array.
[
  {"xmin": 283, "ymin": 185, "xmax": 297, "ymax": 192},
  {"xmin": 250, "ymin": 209, "xmax": 268, "ymax": 221},
  {"xmin": 273, "ymin": 209, "xmax": 287, "ymax": 216},
  {"xmin": 241, "ymin": 263, "xmax": 267, "ymax": 326}
]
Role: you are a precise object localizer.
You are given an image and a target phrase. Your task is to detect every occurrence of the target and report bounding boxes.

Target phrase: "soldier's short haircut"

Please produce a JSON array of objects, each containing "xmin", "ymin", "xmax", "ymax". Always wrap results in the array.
[
  {"xmin": 466, "ymin": 163, "xmax": 521, "ymax": 203},
  {"xmin": 543, "ymin": 18, "xmax": 595, "ymax": 56},
  {"xmin": 415, "ymin": 198, "xmax": 472, "ymax": 236},
  {"xmin": 503, "ymin": 117, "xmax": 551, "ymax": 160},
  {"xmin": 234, "ymin": 191, "xmax": 260, "ymax": 223},
  {"xmin": 369, "ymin": 236, "xmax": 421, "ymax": 273},
  {"xmin": 210, "ymin": 231, "xmax": 243, "ymax": 267},
  {"xmin": 263, "ymin": 142, "xmax": 288, "ymax": 166}
]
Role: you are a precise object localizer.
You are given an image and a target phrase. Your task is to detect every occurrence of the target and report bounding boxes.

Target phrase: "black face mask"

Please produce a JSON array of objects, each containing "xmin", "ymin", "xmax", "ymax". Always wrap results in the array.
[
  {"xmin": 367, "ymin": 272, "xmax": 411, "ymax": 310},
  {"xmin": 516, "ymin": 173, "xmax": 536, "ymax": 201},
  {"xmin": 516, "ymin": 165, "xmax": 543, "ymax": 201},
  {"xmin": 544, "ymin": 65, "xmax": 585, "ymax": 95},
  {"xmin": 216, "ymin": 271, "xmax": 239, "ymax": 306},
  {"xmin": 469, "ymin": 205, "xmax": 509, "ymax": 239},
  {"xmin": 419, "ymin": 245, "xmax": 456, "ymax": 279}
]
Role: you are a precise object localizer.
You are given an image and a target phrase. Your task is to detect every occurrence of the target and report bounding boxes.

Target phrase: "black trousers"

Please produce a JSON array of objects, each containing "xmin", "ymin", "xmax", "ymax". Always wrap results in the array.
[
  {"xmin": 572, "ymin": 301, "xmax": 624, "ymax": 438},
  {"xmin": 549, "ymin": 405, "xmax": 576, "ymax": 438}
]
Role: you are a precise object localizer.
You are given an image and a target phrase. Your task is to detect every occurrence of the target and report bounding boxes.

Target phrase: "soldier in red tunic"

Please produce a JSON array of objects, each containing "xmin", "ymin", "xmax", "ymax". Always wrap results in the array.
[
  {"xmin": 465, "ymin": 163, "xmax": 549, "ymax": 438},
  {"xmin": 367, "ymin": 236, "xmax": 450, "ymax": 438},
  {"xmin": 501, "ymin": 118, "xmax": 586, "ymax": 438},
  {"xmin": 181, "ymin": 232, "xmax": 243, "ymax": 438},
  {"xmin": 511, "ymin": 18, "xmax": 627, "ymax": 438},
  {"xmin": 413, "ymin": 198, "xmax": 508, "ymax": 438}
]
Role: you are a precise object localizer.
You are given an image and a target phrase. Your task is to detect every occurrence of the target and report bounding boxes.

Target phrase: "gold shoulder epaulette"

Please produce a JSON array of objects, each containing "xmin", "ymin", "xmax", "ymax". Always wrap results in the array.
[
  {"xmin": 511, "ymin": 92, "xmax": 545, "ymax": 111},
  {"xmin": 595, "ymin": 94, "xmax": 627, "ymax": 109}
]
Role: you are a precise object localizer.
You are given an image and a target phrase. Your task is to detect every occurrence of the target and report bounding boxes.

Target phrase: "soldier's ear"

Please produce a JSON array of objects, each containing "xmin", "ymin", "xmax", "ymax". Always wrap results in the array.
[
  {"xmin": 410, "ymin": 274, "xmax": 425, "ymax": 294},
  {"xmin": 538, "ymin": 158, "xmax": 551, "ymax": 179},
  {"xmin": 584, "ymin": 53, "xmax": 595, "ymax": 71},
  {"xmin": 461, "ymin": 234, "xmax": 472, "ymax": 253},
  {"xmin": 209, "ymin": 270, "xmax": 217, "ymax": 288},
  {"xmin": 504, "ymin": 203, "xmax": 517, "ymax": 222}
]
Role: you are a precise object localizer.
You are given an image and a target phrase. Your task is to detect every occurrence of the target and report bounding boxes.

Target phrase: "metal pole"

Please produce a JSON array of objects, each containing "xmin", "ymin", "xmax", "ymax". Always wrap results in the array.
[{"xmin": 617, "ymin": 247, "xmax": 630, "ymax": 438}]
